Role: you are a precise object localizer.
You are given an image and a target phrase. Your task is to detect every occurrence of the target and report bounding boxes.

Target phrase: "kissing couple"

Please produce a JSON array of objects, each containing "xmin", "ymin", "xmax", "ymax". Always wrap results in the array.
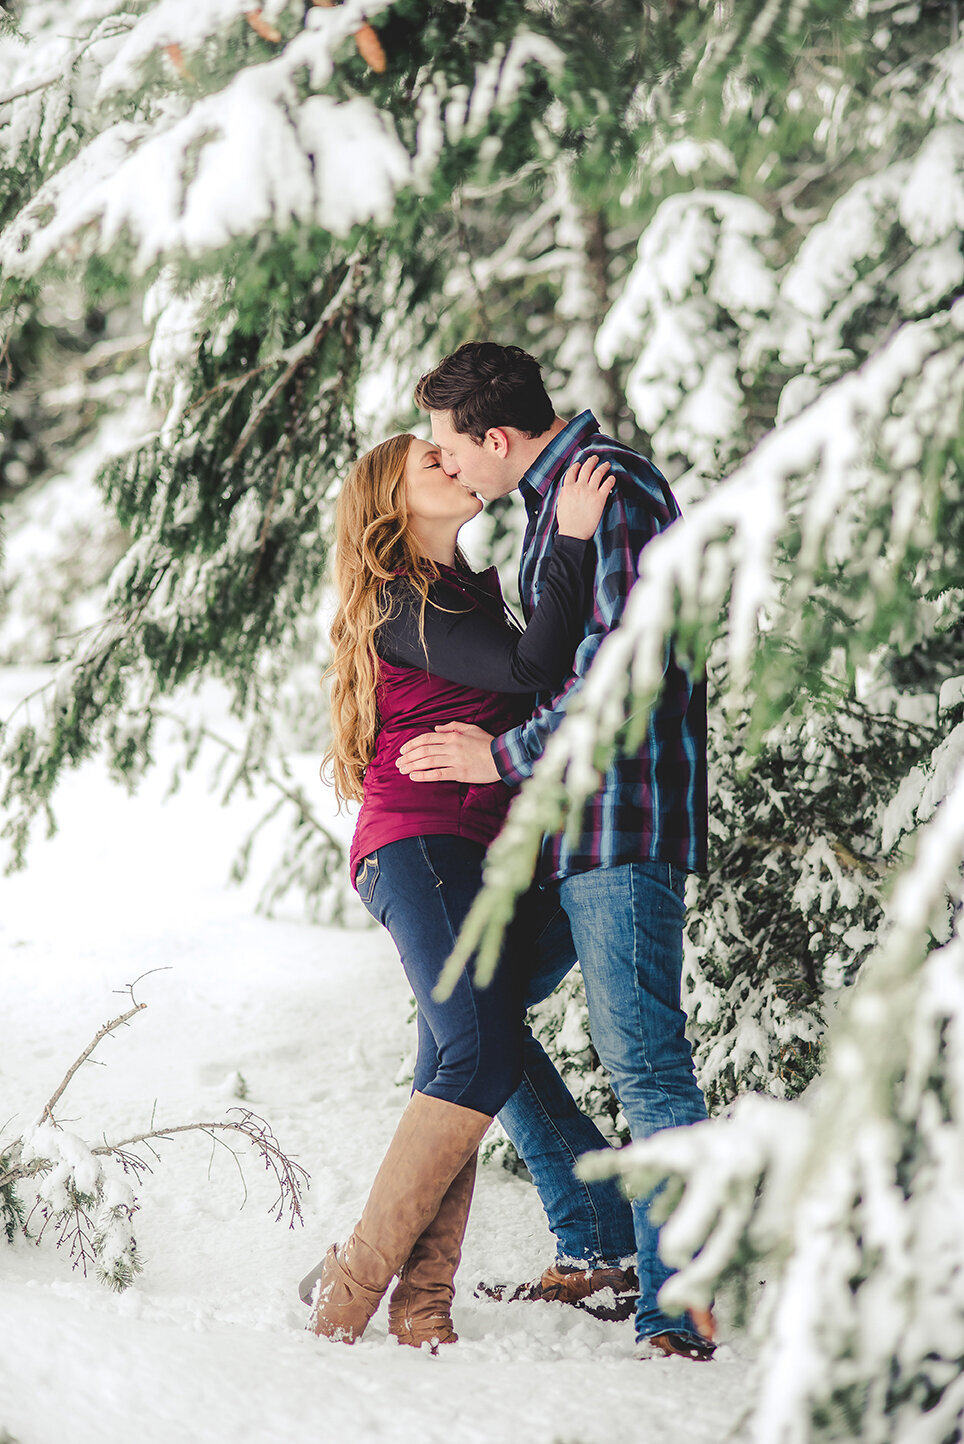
[{"xmin": 301, "ymin": 340, "xmax": 713, "ymax": 1362}]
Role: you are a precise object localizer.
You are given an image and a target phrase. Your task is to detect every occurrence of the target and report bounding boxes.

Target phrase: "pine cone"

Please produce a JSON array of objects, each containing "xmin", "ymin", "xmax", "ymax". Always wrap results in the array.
[
  {"xmin": 245, "ymin": 10, "xmax": 282, "ymax": 43},
  {"xmin": 164, "ymin": 43, "xmax": 195, "ymax": 80},
  {"xmin": 353, "ymin": 22, "xmax": 386, "ymax": 72},
  {"xmin": 310, "ymin": 2, "xmax": 387, "ymax": 73}
]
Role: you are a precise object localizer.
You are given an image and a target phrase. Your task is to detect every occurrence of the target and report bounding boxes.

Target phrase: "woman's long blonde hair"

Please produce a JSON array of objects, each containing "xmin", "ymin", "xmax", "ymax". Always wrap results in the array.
[{"xmin": 323, "ymin": 433, "xmax": 458, "ymax": 803}]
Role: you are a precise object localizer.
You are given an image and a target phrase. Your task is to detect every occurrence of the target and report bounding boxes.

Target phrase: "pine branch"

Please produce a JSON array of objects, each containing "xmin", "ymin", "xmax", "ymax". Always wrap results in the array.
[
  {"xmin": 249, "ymin": 436, "xmax": 290, "ymax": 585},
  {"xmin": 0, "ymin": 1152, "xmax": 40, "ymax": 1193},
  {"xmin": 186, "ymin": 362, "xmax": 275, "ymax": 414},
  {"xmin": 183, "ymin": 259, "xmax": 359, "ymax": 425},
  {"xmin": 459, "ymin": 160, "xmax": 546, "ymax": 201},
  {"xmin": 0, "ymin": 20, "xmax": 133, "ymax": 107},
  {"xmin": 248, "ymin": 353, "xmax": 315, "ymax": 586},
  {"xmin": 227, "ymin": 257, "xmax": 362, "ymax": 466},
  {"xmin": 26, "ymin": 1190, "xmax": 95, "ymax": 1271},
  {"xmin": 1, "ymin": 567, "xmax": 171, "ymax": 733},
  {"xmin": 451, "ymin": 194, "xmax": 495, "ymax": 333}
]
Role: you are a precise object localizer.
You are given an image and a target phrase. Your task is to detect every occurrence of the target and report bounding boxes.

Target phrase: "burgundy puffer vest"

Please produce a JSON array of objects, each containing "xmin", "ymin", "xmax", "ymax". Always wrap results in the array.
[{"xmin": 348, "ymin": 567, "xmax": 530, "ymax": 887}]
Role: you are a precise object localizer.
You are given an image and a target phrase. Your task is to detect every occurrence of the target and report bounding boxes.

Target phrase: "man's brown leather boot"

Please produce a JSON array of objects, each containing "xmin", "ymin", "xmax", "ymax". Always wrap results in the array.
[
  {"xmin": 637, "ymin": 1307, "xmax": 717, "ymax": 1361},
  {"xmin": 475, "ymin": 1260, "xmax": 639, "ymax": 1322}
]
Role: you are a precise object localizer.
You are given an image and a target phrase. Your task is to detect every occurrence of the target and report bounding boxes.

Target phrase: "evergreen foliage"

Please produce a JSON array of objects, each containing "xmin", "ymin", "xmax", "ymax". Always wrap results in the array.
[
  {"xmin": 686, "ymin": 681, "xmax": 944, "ymax": 1110},
  {"xmin": 584, "ymin": 767, "xmax": 964, "ymax": 1441},
  {"xmin": 2, "ymin": 2, "xmax": 964, "ymax": 1434},
  {"xmin": 0, "ymin": 1156, "xmax": 27, "ymax": 1245}
]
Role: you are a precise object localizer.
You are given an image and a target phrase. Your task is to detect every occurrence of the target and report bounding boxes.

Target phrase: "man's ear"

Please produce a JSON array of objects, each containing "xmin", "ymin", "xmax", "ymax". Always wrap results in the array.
[{"xmin": 483, "ymin": 426, "xmax": 510, "ymax": 458}]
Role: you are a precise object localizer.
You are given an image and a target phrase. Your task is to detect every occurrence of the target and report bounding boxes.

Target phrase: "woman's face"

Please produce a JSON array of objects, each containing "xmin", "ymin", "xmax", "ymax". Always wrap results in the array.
[{"xmin": 404, "ymin": 437, "xmax": 483, "ymax": 530}]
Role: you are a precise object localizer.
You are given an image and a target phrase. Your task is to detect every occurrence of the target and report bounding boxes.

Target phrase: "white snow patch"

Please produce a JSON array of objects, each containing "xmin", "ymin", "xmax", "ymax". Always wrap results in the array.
[{"xmin": 0, "ymin": 666, "xmax": 751, "ymax": 1444}]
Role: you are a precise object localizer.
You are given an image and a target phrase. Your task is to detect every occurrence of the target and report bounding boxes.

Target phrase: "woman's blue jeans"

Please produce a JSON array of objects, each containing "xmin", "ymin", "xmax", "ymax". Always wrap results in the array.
[
  {"xmin": 359, "ymin": 834, "xmax": 541, "ymax": 1117},
  {"xmin": 497, "ymin": 859, "xmax": 708, "ymax": 1343}
]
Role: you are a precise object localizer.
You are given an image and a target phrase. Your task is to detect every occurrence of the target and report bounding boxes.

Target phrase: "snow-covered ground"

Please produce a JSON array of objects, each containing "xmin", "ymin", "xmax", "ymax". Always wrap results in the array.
[{"xmin": 0, "ymin": 667, "xmax": 752, "ymax": 1444}]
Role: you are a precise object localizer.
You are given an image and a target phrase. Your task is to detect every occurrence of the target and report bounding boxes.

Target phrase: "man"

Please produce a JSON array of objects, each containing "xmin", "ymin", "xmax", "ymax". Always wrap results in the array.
[{"xmin": 397, "ymin": 341, "xmax": 713, "ymax": 1361}]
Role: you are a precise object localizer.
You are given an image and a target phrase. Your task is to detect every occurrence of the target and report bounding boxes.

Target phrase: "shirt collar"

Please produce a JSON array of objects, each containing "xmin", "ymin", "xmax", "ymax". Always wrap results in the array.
[{"xmin": 519, "ymin": 411, "xmax": 598, "ymax": 505}]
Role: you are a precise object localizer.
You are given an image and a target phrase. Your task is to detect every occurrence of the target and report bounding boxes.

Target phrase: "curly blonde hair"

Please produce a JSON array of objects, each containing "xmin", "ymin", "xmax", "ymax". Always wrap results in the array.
[{"xmin": 323, "ymin": 433, "xmax": 462, "ymax": 803}]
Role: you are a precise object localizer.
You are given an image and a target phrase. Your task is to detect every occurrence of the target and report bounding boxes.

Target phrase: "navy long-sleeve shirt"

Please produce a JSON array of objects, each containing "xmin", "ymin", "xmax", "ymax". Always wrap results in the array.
[{"xmin": 376, "ymin": 535, "xmax": 591, "ymax": 695}]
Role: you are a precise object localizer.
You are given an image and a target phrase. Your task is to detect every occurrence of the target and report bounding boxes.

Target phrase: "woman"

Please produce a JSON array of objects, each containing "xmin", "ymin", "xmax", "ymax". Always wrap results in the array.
[{"xmin": 299, "ymin": 432, "xmax": 613, "ymax": 1349}]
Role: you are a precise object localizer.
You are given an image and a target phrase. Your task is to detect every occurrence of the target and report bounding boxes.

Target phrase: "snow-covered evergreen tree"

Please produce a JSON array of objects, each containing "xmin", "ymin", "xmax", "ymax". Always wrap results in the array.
[
  {"xmin": 440, "ymin": 7, "xmax": 964, "ymax": 1439},
  {"xmin": 3, "ymin": 2, "xmax": 964, "ymax": 1429},
  {"xmin": 584, "ymin": 764, "xmax": 964, "ymax": 1441},
  {"xmin": 0, "ymin": 0, "xmax": 642, "ymax": 895},
  {"xmin": 0, "ymin": 281, "xmax": 147, "ymax": 664}
]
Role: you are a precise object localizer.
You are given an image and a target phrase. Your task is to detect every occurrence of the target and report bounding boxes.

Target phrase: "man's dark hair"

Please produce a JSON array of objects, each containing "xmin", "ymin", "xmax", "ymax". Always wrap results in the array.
[{"xmin": 414, "ymin": 341, "xmax": 555, "ymax": 442}]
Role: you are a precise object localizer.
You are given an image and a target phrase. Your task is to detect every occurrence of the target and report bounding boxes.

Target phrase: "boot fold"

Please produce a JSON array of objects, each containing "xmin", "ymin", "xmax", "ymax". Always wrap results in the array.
[
  {"xmin": 307, "ymin": 1244, "xmax": 384, "ymax": 1342},
  {"xmin": 389, "ymin": 1150, "xmax": 478, "ymax": 1350}
]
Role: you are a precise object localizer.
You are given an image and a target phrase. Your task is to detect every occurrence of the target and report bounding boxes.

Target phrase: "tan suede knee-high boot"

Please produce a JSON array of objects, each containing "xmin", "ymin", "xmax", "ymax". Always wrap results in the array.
[
  {"xmin": 388, "ymin": 1150, "xmax": 477, "ymax": 1351},
  {"xmin": 302, "ymin": 1093, "xmax": 490, "ymax": 1344}
]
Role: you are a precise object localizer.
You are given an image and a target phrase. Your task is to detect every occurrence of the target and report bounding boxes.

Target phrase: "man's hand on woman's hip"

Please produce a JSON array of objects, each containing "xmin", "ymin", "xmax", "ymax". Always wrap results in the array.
[{"xmin": 397, "ymin": 723, "xmax": 499, "ymax": 784}]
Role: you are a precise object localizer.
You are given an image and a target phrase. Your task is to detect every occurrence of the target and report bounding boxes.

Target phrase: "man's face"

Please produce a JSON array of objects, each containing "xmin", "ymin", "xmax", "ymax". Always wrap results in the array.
[{"xmin": 429, "ymin": 410, "xmax": 519, "ymax": 502}]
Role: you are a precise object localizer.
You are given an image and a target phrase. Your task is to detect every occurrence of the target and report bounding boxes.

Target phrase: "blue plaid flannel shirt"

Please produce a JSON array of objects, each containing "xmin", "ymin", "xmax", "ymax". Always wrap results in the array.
[{"xmin": 490, "ymin": 411, "xmax": 708, "ymax": 879}]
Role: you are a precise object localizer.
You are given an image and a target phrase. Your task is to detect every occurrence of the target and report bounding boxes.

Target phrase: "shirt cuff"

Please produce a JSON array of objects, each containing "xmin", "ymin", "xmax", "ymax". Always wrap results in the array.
[
  {"xmin": 491, "ymin": 730, "xmax": 533, "ymax": 787},
  {"xmin": 552, "ymin": 533, "xmax": 590, "ymax": 559}
]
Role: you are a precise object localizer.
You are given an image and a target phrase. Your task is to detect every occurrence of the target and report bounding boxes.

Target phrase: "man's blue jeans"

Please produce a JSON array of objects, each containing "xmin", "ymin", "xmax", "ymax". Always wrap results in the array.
[{"xmin": 497, "ymin": 859, "xmax": 707, "ymax": 1343}]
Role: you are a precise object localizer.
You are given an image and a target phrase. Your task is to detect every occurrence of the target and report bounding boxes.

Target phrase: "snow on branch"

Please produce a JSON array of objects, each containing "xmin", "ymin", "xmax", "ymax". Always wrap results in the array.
[
  {"xmin": 0, "ymin": 10, "xmax": 409, "ymax": 277},
  {"xmin": 90, "ymin": 0, "xmax": 375, "ymax": 98},
  {"xmin": 0, "ymin": 4, "xmax": 568, "ymax": 283},
  {"xmin": 0, "ymin": 12, "xmax": 130, "ymax": 109},
  {"xmin": 596, "ymin": 189, "xmax": 777, "ymax": 472},
  {"xmin": 2, "ymin": 94, "xmax": 407, "ymax": 275},
  {"xmin": 463, "ymin": 31, "xmax": 563, "ymax": 136}
]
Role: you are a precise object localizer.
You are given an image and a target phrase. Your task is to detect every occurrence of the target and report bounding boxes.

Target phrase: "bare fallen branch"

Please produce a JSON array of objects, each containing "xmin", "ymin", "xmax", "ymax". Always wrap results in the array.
[
  {"xmin": 3, "ymin": 984, "xmax": 310, "ymax": 1293},
  {"xmin": 93, "ymin": 1109, "xmax": 309, "ymax": 1228},
  {"xmin": 100, "ymin": 1142, "xmax": 152, "ymax": 1184},
  {"xmin": 41, "ymin": 1002, "xmax": 146, "ymax": 1123}
]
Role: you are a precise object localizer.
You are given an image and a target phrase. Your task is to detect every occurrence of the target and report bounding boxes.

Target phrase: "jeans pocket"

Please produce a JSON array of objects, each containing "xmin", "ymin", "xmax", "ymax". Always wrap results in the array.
[
  {"xmin": 667, "ymin": 863, "xmax": 687, "ymax": 902},
  {"xmin": 416, "ymin": 836, "xmax": 444, "ymax": 888},
  {"xmin": 356, "ymin": 852, "xmax": 380, "ymax": 906}
]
